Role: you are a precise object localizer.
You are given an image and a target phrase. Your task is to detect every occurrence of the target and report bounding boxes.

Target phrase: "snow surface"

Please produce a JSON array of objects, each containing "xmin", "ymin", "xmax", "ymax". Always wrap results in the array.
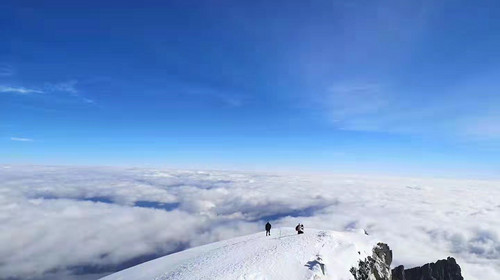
[{"xmin": 100, "ymin": 228, "xmax": 375, "ymax": 280}]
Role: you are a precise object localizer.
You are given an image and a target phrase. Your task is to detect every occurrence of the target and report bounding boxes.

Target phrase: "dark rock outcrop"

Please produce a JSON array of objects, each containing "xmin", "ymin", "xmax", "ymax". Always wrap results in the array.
[
  {"xmin": 392, "ymin": 257, "xmax": 464, "ymax": 280},
  {"xmin": 392, "ymin": 265, "xmax": 406, "ymax": 280},
  {"xmin": 351, "ymin": 243, "xmax": 464, "ymax": 280},
  {"xmin": 350, "ymin": 242, "xmax": 393, "ymax": 280}
]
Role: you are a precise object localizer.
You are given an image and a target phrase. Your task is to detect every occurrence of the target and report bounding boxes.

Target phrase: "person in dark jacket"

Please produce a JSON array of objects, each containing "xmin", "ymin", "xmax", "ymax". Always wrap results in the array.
[
  {"xmin": 296, "ymin": 223, "xmax": 304, "ymax": 234},
  {"xmin": 265, "ymin": 222, "xmax": 272, "ymax": 236}
]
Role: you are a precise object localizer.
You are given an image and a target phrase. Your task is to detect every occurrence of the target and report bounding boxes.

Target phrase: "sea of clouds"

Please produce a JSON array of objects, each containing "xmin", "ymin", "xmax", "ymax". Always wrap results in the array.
[{"xmin": 0, "ymin": 165, "xmax": 499, "ymax": 280}]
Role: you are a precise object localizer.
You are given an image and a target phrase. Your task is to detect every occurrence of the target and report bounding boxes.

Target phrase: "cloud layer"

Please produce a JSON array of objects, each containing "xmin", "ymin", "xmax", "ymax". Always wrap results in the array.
[{"xmin": 0, "ymin": 165, "xmax": 499, "ymax": 279}]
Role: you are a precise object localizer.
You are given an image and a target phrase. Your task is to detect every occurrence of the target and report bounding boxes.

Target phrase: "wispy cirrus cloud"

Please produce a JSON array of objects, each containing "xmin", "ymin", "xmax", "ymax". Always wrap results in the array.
[
  {"xmin": 461, "ymin": 115, "xmax": 500, "ymax": 141},
  {"xmin": 325, "ymin": 83, "xmax": 389, "ymax": 131},
  {"xmin": 0, "ymin": 85, "xmax": 44, "ymax": 94},
  {"xmin": 318, "ymin": 83, "xmax": 416, "ymax": 133},
  {"xmin": 1, "ymin": 80, "xmax": 95, "ymax": 104},
  {"xmin": 10, "ymin": 137, "xmax": 34, "ymax": 142},
  {"xmin": 45, "ymin": 80, "xmax": 95, "ymax": 104},
  {"xmin": 0, "ymin": 64, "xmax": 14, "ymax": 76},
  {"xmin": 45, "ymin": 80, "xmax": 79, "ymax": 95},
  {"xmin": 318, "ymin": 80, "xmax": 500, "ymax": 141},
  {"xmin": 184, "ymin": 85, "xmax": 246, "ymax": 108}
]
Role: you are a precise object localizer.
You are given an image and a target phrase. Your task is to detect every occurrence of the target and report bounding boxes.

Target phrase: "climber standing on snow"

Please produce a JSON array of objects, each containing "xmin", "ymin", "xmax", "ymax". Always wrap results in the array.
[
  {"xmin": 265, "ymin": 222, "xmax": 272, "ymax": 236},
  {"xmin": 296, "ymin": 223, "xmax": 304, "ymax": 234}
]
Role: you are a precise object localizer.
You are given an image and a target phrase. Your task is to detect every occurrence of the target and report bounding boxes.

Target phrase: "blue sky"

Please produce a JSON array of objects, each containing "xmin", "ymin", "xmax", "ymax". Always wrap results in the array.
[{"xmin": 1, "ymin": 0, "xmax": 500, "ymax": 178}]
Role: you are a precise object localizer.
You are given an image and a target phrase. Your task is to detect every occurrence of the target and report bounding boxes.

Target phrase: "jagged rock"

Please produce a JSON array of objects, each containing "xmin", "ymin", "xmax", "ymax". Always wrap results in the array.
[
  {"xmin": 350, "ymin": 242, "xmax": 393, "ymax": 280},
  {"xmin": 392, "ymin": 257, "xmax": 464, "ymax": 280},
  {"xmin": 372, "ymin": 243, "xmax": 393, "ymax": 280},
  {"xmin": 373, "ymin": 243, "xmax": 392, "ymax": 267},
  {"xmin": 392, "ymin": 265, "xmax": 405, "ymax": 280}
]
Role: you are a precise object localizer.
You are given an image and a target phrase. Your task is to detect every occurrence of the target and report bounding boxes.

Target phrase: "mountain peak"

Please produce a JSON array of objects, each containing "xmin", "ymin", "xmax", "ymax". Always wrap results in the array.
[{"xmin": 101, "ymin": 228, "xmax": 377, "ymax": 280}]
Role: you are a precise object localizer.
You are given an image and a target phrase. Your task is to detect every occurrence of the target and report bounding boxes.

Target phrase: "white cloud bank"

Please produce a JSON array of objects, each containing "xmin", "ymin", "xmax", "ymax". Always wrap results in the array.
[{"xmin": 0, "ymin": 165, "xmax": 499, "ymax": 279}]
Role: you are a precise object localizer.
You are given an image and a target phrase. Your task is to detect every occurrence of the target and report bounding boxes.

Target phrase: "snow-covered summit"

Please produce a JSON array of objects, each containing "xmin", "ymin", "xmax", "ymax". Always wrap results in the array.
[{"xmin": 100, "ymin": 228, "xmax": 378, "ymax": 280}]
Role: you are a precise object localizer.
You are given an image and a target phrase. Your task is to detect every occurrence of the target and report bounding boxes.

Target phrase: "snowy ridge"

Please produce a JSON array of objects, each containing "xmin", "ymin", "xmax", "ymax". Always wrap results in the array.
[{"xmin": 100, "ymin": 228, "xmax": 376, "ymax": 280}]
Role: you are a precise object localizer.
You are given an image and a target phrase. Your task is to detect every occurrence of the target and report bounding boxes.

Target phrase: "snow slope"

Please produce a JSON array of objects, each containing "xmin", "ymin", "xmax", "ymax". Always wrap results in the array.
[{"xmin": 100, "ymin": 228, "xmax": 376, "ymax": 280}]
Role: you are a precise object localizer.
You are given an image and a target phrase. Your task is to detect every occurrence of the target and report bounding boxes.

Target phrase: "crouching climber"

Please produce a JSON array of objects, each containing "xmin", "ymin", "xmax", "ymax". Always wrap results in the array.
[{"xmin": 296, "ymin": 223, "xmax": 304, "ymax": 234}]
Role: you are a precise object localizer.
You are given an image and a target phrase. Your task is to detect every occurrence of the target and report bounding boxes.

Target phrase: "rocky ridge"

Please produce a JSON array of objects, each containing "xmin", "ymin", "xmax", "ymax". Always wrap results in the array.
[{"xmin": 351, "ymin": 243, "xmax": 464, "ymax": 280}]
